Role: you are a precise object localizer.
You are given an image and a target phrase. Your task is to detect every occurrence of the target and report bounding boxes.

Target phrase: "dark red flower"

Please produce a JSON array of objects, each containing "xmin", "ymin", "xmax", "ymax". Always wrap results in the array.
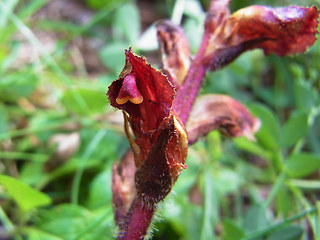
[{"xmin": 107, "ymin": 49, "xmax": 187, "ymax": 206}]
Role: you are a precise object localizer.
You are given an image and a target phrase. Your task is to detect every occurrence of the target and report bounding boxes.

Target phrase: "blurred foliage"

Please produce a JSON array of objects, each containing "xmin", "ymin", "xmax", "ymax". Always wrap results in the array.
[{"xmin": 0, "ymin": 0, "xmax": 319, "ymax": 240}]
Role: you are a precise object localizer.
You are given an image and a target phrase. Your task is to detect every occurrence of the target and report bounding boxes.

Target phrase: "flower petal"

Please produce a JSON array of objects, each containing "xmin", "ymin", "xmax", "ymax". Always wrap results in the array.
[
  {"xmin": 204, "ymin": 5, "xmax": 319, "ymax": 69},
  {"xmin": 107, "ymin": 49, "xmax": 175, "ymax": 131},
  {"xmin": 186, "ymin": 94, "xmax": 260, "ymax": 144},
  {"xmin": 116, "ymin": 74, "xmax": 143, "ymax": 105},
  {"xmin": 204, "ymin": 0, "xmax": 231, "ymax": 33},
  {"xmin": 229, "ymin": 6, "xmax": 319, "ymax": 56},
  {"xmin": 157, "ymin": 20, "xmax": 191, "ymax": 86}
]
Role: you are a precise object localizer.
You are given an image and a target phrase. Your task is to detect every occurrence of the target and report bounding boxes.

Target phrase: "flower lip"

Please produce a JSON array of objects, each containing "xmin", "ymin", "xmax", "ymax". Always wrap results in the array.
[
  {"xmin": 116, "ymin": 73, "xmax": 144, "ymax": 105},
  {"xmin": 108, "ymin": 48, "xmax": 176, "ymax": 131}
]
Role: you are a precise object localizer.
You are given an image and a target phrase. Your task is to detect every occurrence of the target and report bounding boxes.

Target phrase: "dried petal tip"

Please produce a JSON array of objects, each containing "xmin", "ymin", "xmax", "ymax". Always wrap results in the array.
[
  {"xmin": 187, "ymin": 94, "xmax": 260, "ymax": 144},
  {"xmin": 116, "ymin": 74, "xmax": 144, "ymax": 105},
  {"xmin": 156, "ymin": 20, "xmax": 191, "ymax": 86},
  {"xmin": 203, "ymin": 5, "xmax": 319, "ymax": 70}
]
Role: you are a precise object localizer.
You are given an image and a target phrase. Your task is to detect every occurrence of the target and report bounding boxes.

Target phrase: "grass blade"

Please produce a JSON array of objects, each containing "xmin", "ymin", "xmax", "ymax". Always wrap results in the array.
[{"xmin": 71, "ymin": 129, "xmax": 107, "ymax": 204}]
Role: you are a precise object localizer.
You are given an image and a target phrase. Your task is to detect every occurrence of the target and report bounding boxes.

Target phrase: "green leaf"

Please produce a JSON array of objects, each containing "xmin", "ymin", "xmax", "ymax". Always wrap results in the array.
[
  {"xmin": 20, "ymin": 162, "xmax": 45, "ymax": 186},
  {"xmin": 0, "ymin": 174, "xmax": 51, "ymax": 212},
  {"xmin": 234, "ymin": 137, "xmax": 273, "ymax": 161},
  {"xmin": 85, "ymin": 0, "xmax": 120, "ymax": 10},
  {"xmin": 285, "ymin": 153, "xmax": 320, "ymax": 178},
  {"xmin": 0, "ymin": 104, "xmax": 9, "ymax": 134},
  {"xmin": 27, "ymin": 228, "xmax": 63, "ymax": 240},
  {"xmin": 294, "ymin": 80, "xmax": 315, "ymax": 112},
  {"xmin": 200, "ymin": 170, "xmax": 217, "ymax": 240},
  {"xmin": 79, "ymin": 128, "xmax": 126, "ymax": 161},
  {"xmin": 213, "ymin": 169, "xmax": 242, "ymax": 195},
  {"xmin": 35, "ymin": 157, "xmax": 101, "ymax": 190},
  {"xmin": 114, "ymin": 3, "xmax": 140, "ymax": 43},
  {"xmin": 27, "ymin": 113, "xmax": 70, "ymax": 142},
  {"xmin": 1, "ymin": 41, "xmax": 20, "ymax": 71},
  {"xmin": 248, "ymin": 103, "xmax": 281, "ymax": 151},
  {"xmin": 223, "ymin": 219, "xmax": 245, "ymax": 240},
  {"xmin": 267, "ymin": 225, "xmax": 303, "ymax": 240},
  {"xmin": 243, "ymin": 204, "xmax": 269, "ymax": 234},
  {"xmin": 36, "ymin": 204, "xmax": 113, "ymax": 240},
  {"xmin": 281, "ymin": 112, "xmax": 309, "ymax": 147},
  {"xmin": 163, "ymin": 196, "xmax": 203, "ymax": 240},
  {"xmin": 275, "ymin": 186, "xmax": 294, "ymax": 217},
  {"xmin": 61, "ymin": 88, "xmax": 107, "ymax": 115},
  {"xmin": 37, "ymin": 204, "xmax": 92, "ymax": 239},
  {"xmin": 99, "ymin": 42, "xmax": 127, "ymax": 73},
  {"xmin": 0, "ymin": 71, "xmax": 39, "ymax": 102},
  {"xmin": 86, "ymin": 171, "xmax": 112, "ymax": 210}
]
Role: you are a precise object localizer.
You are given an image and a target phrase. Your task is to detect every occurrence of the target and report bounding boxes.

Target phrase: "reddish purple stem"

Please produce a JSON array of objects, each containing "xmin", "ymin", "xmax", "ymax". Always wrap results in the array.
[
  {"xmin": 172, "ymin": 26, "xmax": 211, "ymax": 124},
  {"xmin": 119, "ymin": 198, "xmax": 155, "ymax": 240},
  {"xmin": 172, "ymin": 60, "xmax": 206, "ymax": 124}
]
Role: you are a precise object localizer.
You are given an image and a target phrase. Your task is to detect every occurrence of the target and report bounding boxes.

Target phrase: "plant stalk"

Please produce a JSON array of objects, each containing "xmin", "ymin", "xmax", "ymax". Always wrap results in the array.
[
  {"xmin": 118, "ymin": 13, "xmax": 213, "ymax": 240},
  {"xmin": 172, "ymin": 60, "xmax": 206, "ymax": 124},
  {"xmin": 119, "ymin": 198, "xmax": 155, "ymax": 240},
  {"xmin": 172, "ymin": 17, "xmax": 212, "ymax": 124}
]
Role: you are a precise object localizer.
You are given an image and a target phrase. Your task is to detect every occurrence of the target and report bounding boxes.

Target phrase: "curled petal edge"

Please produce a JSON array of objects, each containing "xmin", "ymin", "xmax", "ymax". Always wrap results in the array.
[
  {"xmin": 187, "ymin": 94, "xmax": 260, "ymax": 144},
  {"xmin": 203, "ymin": 5, "xmax": 319, "ymax": 69}
]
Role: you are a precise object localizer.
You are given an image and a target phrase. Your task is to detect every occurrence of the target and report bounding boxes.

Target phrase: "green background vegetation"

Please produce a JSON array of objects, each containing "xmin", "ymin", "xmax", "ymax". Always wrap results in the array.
[{"xmin": 0, "ymin": 0, "xmax": 320, "ymax": 239}]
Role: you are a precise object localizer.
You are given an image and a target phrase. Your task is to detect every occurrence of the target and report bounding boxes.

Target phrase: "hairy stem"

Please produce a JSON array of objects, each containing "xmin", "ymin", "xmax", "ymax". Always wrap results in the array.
[
  {"xmin": 172, "ymin": 20, "xmax": 212, "ymax": 124},
  {"xmin": 172, "ymin": 60, "xmax": 206, "ymax": 124},
  {"xmin": 119, "ymin": 198, "xmax": 155, "ymax": 240}
]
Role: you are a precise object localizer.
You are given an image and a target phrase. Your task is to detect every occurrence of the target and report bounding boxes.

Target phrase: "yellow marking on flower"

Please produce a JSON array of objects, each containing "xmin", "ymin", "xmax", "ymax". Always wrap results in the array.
[
  {"xmin": 116, "ymin": 95, "xmax": 143, "ymax": 105},
  {"xmin": 116, "ymin": 74, "xmax": 144, "ymax": 105},
  {"xmin": 173, "ymin": 115, "xmax": 188, "ymax": 154}
]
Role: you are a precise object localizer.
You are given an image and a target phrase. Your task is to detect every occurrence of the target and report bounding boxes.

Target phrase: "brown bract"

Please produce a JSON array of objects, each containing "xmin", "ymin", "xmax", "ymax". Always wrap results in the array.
[
  {"xmin": 107, "ymin": 49, "xmax": 188, "ymax": 205},
  {"xmin": 112, "ymin": 150, "xmax": 136, "ymax": 225},
  {"xmin": 135, "ymin": 115, "xmax": 186, "ymax": 205},
  {"xmin": 205, "ymin": 0, "xmax": 230, "ymax": 34},
  {"xmin": 203, "ymin": 5, "xmax": 319, "ymax": 69},
  {"xmin": 187, "ymin": 94, "xmax": 260, "ymax": 144},
  {"xmin": 157, "ymin": 20, "xmax": 191, "ymax": 87}
]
